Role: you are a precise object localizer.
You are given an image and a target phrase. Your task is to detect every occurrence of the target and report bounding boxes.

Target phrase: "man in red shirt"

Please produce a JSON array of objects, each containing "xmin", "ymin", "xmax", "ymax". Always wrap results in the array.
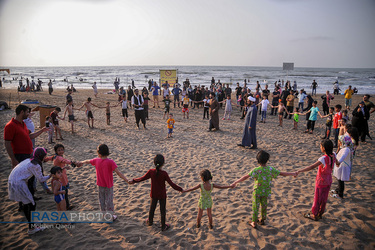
[{"xmin": 4, "ymin": 104, "xmax": 47, "ymax": 167}]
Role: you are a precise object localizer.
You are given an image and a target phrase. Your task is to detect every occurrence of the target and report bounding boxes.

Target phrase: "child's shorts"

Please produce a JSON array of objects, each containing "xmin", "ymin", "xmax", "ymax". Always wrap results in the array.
[
  {"xmin": 164, "ymin": 107, "xmax": 170, "ymax": 113},
  {"xmin": 168, "ymin": 128, "xmax": 173, "ymax": 134},
  {"xmin": 54, "ymin": 194, "xmax": 65, "ymax": 204},
  {"xmin": 122, "ymin": 109, "xmax": 128, "ymax": 117},
  {"xmin": 278, "ymin": 112, "xmax": 284, "ymax": 116},
  {"xmin": 68, "ymin": 115, "xmax": 75, "ymax": 122},
  {"xmin": 86, "ymin": 111, "xmax": 94, "ymax": 118},
  {"xmin": 182, "ymin": 107, "xmax": 189, "ymax": 113}
]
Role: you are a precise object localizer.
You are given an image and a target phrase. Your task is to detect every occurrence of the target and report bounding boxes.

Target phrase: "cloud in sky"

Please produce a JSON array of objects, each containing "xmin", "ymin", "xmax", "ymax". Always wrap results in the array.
[{"xmin": 0, "ymin": 0, "xmax": 374, "ymax": 68}]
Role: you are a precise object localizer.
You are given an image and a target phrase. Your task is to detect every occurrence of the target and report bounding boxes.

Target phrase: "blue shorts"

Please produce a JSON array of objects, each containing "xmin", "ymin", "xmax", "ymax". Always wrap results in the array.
[
  {"xmin": 54, "ymin": 194, "xmax": 65, "ymax": 204},
  {"xmin": 168, "ymin": 128, "xmax": 173, "ymax": 134}
]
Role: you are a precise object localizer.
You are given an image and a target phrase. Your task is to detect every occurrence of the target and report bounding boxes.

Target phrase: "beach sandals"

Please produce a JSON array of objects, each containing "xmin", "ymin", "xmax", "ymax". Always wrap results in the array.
[
  {"xmin": 248, "ymin": 221, "xmax": 257, "ymax": 228},
  {"xmin": 258, "ymin": 219, "xmax": 265, "ymax": 225},
  {"xmin": 162, "ymin": 224, "xmax": 170, "ymax": 231},
  {"xmin": 304, "ymin": 212, "xmax": 318, "ymax": 221}
]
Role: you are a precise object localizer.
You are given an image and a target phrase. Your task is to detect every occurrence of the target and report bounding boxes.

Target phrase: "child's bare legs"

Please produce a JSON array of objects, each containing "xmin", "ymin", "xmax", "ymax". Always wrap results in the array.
[
  {"xmin": 57, "ymin": 199, "xmax": 66, "ymax": 211},
  {"xmin": 55, "ymin": 126, "xmax": 63, "ymax": 139},
  {"xmin": 70, "ymin": 121, "xmax": 74, "ymax": 133},
  {"xmin": 294, "ymin": 121, "xmax": 298, "ymax": 130},
  {"xmin": 207, "ymin": 208, "xmax": 213, "ymax": 228},
  {"xmin": 278, "ymin": 115, "xmax": 283, "ymax": 127},
  {"xmin": 107, "ymin": 116, "xmax": 110, "ymax": 125},
  {"xmin": 196, "ymin": 208, "xmax": 203, "ymax": 227},
  {"xmin": 91, "ymin": 118, "xmax": 94, "ymax": 128}
]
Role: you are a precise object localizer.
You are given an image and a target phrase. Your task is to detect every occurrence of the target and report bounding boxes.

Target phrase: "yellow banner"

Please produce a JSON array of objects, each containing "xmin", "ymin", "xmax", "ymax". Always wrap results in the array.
[{"xmin": 160, "ymin": 70, "xmax": 177, "ymax": 84}]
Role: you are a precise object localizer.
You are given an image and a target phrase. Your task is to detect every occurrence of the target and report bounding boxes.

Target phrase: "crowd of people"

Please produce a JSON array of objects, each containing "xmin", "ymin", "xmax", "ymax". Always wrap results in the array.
[{"xmin": 4, "ymin": 76, "xmax": 375, "ymax": 235}]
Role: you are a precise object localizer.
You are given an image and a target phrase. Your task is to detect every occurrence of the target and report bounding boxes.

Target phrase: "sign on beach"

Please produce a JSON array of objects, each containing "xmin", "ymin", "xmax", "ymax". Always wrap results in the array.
[
  {"xmin": 283, "ymin": 63, "xmax": 294, "ymax": 71},
  {"xmin": 160, "ymin": 70, "xmax": 177, "ymax": 84}
]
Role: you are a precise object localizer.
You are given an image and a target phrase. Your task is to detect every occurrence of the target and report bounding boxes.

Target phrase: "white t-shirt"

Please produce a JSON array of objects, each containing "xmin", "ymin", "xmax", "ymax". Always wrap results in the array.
[
  {"xmin": 260, "ymin": 99, "xmax": 269, "ymax": 111},
  {"xmin": 121, "ymin": 100, "xmax": 128, "ymax": 109}
]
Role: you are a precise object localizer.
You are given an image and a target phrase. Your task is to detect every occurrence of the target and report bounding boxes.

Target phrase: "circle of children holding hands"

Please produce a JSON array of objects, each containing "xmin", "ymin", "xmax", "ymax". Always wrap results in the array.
[
  {"xmin": 9, "ymin": 134, "xmax": 356, "ymax": 235},
  {"xmin": 6, "ymin": 80, "xmax": 365, "ymax": 235}
]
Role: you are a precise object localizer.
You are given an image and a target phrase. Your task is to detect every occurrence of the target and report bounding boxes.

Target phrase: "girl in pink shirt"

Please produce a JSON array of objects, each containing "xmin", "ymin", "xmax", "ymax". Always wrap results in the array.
[
  {"xmin": 79, "ymin": 144, "xmax": 130, "ymax": 221},
  {"xmin": 297, "ymin": 139, "xmax": 336, "ymax": 221}
]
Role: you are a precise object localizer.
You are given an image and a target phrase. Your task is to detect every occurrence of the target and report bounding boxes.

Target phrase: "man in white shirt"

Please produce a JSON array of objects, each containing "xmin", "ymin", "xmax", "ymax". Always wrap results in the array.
[{"xmin": 131, "ymin": 89, "xmax": 146, "ymax": 129}]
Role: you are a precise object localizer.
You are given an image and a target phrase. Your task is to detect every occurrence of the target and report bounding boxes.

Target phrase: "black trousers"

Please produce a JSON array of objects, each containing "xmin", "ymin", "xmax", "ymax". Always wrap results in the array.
[
  {"xmin": 143, "ymin": 105, "xmax": 149, "ymax": 119},
  {"xmin": 203, "ymin": 107, "xmax": 209, "ymax": 119},
  {"xmin": 307, "ymin": 120, "xmax": 316, "ymax": 131},
  {"xmin": 149, "ymin": 198, "xmax": 166, "ymax": 229},
  {"xmin": 23, "ymin": 203, "xmax": 37, "ymax": 229},
  {"xmin": 135, "ymin": 110, "xmax": 146, "ymax": 127},
  {"xmin": 335, "ymin": 179, "xmax": 345, "ymax": 198},
  {"xmin": 285, "ymin": 106, "xmax": 293, "ymax": 119}
]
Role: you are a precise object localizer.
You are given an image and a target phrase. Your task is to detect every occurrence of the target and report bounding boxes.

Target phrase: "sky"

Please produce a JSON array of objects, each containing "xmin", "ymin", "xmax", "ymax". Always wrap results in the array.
[{"xmin": 0, "ymin": 0, "xmax": 374, "ymax": 68}]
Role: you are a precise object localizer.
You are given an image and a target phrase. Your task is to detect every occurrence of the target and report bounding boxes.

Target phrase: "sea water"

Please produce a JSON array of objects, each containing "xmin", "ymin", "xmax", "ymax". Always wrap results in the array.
[{"xmin": 1, "ymin": 66, "xmax": 374, "ymax": 94}]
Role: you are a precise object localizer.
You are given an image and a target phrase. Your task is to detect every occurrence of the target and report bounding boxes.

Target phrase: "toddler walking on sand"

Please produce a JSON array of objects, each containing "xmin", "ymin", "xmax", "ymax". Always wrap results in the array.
[
  {"xmin": 231, "ymin": 150, "xmax": 297, "ymax": 228},
  {"xmin": 182, "ymin": 169, "xmax": 232, "ymax": 229}
]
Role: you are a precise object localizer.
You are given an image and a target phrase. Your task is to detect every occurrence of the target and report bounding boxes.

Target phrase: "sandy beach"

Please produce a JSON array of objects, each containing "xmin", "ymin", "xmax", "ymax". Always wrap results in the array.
[{"xmin": 0, "ymin": 88, "xmax": 374, "ymax": 249}]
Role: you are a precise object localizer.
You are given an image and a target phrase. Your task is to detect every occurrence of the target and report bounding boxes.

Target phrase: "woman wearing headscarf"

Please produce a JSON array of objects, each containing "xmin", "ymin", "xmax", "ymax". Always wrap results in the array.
[
  {"xmin": 332, "ymin": 136, "xmax": 354, "ymax": 199},
  {"xmin": 8, "ymin": 147, "xmax": 51, "ymax": 235},
  {"xmin": 208, "ymin": 93, "xmax": 220, "ymax": 131}
]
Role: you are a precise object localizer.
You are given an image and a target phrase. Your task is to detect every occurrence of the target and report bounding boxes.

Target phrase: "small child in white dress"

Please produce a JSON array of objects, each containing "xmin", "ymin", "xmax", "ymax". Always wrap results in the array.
[{"xmin": 222, "ymin": 95, "xmax": 235, "ymax": 120}]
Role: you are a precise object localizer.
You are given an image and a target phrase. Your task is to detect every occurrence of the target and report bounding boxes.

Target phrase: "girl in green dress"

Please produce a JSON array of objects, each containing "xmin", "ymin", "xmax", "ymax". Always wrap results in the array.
[{"xmin": 182, "ymin": 169, "xmax": 232, "ymax": 229}]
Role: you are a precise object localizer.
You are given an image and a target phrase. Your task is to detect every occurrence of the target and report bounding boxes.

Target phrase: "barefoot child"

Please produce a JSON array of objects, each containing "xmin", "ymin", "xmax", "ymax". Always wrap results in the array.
[
  {"xmin": 45, "ymin": 116, "xmax": 54, "ymax": 144},
  {"xmin": 297, "ymin": 139, "xmax": 336, "ymax": 221},
  {"xmin": 78, "ymin": 144, "xmax": 130, "ymax": 220},
  {"xmin": 102, "ymin": 102, "xmax": 118, "ymax": 125},
  {"xmin": 182, "ymin": 169, "xmax": 232, "ymax": 229},
  {"xmin": 119, "ymin": 95, "xmax": 129, "ymax": 124},
  {"xmin": 50, "ymin": 166, "xmax": 66, "ymax": 211},
  {"xmin": 162, "ymin": 95, "xmax": 171, "ymax": 120},
  {"xmin": 321, "ymin": 107, "xmax": 334, "ymax": 139},
  {"xmin": 78, "ymin": 97, "xmax": 99, "ymax": 128},
  {"xmin": 182, "ymin": 95, "xmax": 191, "ymax": 119},
  {"xmin": 45, "ymin": 144, "xmax": 76, "ymax": 210},
  {"xmin": 289, "ymin": 107, "xmax": 304, "ymax": 130},
  {"xmin": 131, "ymin": 154, "xmax": 183, "ymax": 231},
  {"xmin": 271, "ymin": 100, "xmax": 288, "ymax": 127},
  {"xmin": 63, "ymin": 100, "xmax": 79, "ymax": 133},
  {"xmin": 166, "ymin": 114, "xmax": 175, "ymax": 138},
  {"xmin": 231, "ymin": 150, "xmax": 297, "ymax": 228},
  {"xmin": 50, "ymin": 107, "xmax": 63, "ymax": 140}
]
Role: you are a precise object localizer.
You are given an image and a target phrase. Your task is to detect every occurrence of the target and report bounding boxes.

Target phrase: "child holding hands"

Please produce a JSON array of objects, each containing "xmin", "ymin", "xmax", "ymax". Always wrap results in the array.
[
  {"xmin": 130, "ymin": 154, "xmax": 183, "ymax": 231},
  {"xmin": 231, "ymin": 150, "xmax": 297, "ymax": 228},
  {"xmin": 182, "ymin": 169, "xmax": 232, "ymax": 229},
  {"xmin": 50, "ymin": 166, "xmax": 66, "ymax": 211},
  {"xmin": 297, "ymin": 139, "xmax": 336, "ymax": 221},
  {"xmin": 78, "ymin": 144, "xmax": 131, "ymax": 220}
]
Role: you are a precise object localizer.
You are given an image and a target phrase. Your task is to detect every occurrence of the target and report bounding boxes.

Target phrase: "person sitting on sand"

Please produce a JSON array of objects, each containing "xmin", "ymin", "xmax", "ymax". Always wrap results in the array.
[
  {"xmin": 182, "ymin": 169, "xmax": 232, "ymax": 229},
  {"xmin": 231, "ymin": 150, "xmax": 297, "ymax": 228},
  {"xmin": 78, "ymin": 97, "xmax": 99, "ymax": 128}
]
